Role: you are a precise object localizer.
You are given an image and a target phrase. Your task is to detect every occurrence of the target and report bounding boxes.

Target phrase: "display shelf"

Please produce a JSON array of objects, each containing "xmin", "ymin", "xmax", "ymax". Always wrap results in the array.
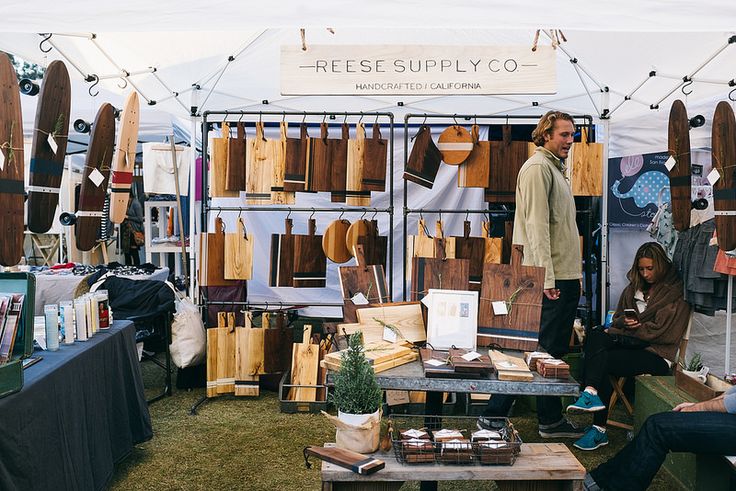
[{"xmin": 144, "ymin": 200, "xmax": 189, "ymax": 276}]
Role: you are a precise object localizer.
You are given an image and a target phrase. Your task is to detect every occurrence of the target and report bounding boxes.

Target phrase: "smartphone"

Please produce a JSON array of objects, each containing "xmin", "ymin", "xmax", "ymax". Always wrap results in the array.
[{"xmin": 624, "ymin": 308, "xmax": 639, "ymax": 322}]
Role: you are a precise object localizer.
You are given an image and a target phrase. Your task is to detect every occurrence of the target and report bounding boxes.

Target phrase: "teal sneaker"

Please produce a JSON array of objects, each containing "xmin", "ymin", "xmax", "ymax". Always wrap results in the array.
[
  {"xmin": 573, "ymin": 426, "xmax": 609, "ymax": 451},
  {"xmin": 566, "ymin": 391, "xmax": 605, "ymax": 413}
]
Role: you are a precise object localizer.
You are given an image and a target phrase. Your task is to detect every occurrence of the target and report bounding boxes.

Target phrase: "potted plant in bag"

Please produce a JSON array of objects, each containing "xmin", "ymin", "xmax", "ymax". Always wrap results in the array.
[{"xmin": 328, "ymin": 331, "xmax": 383, "ymax": 453}]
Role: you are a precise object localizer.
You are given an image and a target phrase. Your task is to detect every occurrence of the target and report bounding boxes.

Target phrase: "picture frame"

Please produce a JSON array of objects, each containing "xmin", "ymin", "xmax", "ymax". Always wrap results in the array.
[{"xmin": 422, "ymin": 289, "xmax": 478, "ymax": 350}]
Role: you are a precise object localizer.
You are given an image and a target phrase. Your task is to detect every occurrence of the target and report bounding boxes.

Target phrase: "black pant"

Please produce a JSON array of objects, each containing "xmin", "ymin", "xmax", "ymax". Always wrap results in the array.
[
  {"xmin": 583, "ymin": 329, "xmax": 669, "ymax": 426},
  {"xmin": 124, "ymin": 250, "xmax": 141, "ymax": 266},
  {"xmin": 484, "ymin": 279, "xmax": 580, "ymax": 425}
]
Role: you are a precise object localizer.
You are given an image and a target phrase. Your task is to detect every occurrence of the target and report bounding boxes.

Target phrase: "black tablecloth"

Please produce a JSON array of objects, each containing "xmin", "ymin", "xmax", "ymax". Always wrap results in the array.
[{"xmin": 0, "ymin": 321, "xmax": 153, "ymax": 491}]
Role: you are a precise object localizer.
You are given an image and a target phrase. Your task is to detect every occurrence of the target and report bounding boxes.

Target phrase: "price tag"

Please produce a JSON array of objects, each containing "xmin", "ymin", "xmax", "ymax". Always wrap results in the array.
[
  {"xmin": 383, "ymin": 326, "xmax": 398, "ymax": 343},
  {"xmin": 350, "ymin": 292, "xmax": 369, "ymax": 305},
  {"xmin": 707, "ymin": 168, "xmax": 721, "ymax": 186},
  {"xmin": 0, "ymin": 149, "xmax": 5, "ymax": 171},
  {"xmin": 492, "ymin": 301, "xmax": 508, "ymax": 315},
  {"xmin": 461, "ymin": 351, "xmax": 482, "ymax": 362},
  {"xmin": 47, "ymin": 134, "xmax": 58, "ymax": 154},
  {"xmin": 664, "ymin": 155, "xmax": 676, "ymax": 171},
  {"xmin": 425, "ymin": 359, "xmax": 444, "ymax": 367},
  {"xmin": 88, "ymin": 168, "xmax": 105, "ymax": 187}
]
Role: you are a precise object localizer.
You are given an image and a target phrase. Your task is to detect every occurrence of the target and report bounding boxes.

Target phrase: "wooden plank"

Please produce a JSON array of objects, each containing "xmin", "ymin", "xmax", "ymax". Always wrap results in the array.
[
  {"xmin": 224, "ymin": 218, "xmax": 254, "ymax": 280},
  {"xmin": 206, "ymin": 328, "xmax": 219, "ymax": 397},
  {"xmin": 482, "ymin": 221, "xmax": 503, "ymax": 264},
  {"xmin": 235, "ymin": 327, "xmax": 264, "ymax": 396},
  {"xmin": 325, "ymin": 341, "xmax": 413, "ymax": 367},
  {"xmin": 457, "ymin": 124, "xmax": 490, "ymax": 188},
  {"xmin": 668, "ymin": 99, "xmax": 691, "ymax": 232},
  {"xmin": 271, "ymin": 121, "xmax": 295, "ymax": 204},
  {"xmin": 283, "ymin": 122, "xmax": 309, "ymax": 192},
  {"xmin": 323, "ymin": 350, "xmax": 418, "ymax": 374},
  {"xmin": 269, "ymin": 218, "xmax": 295, "ymax": 287},
  {"xmin": 225, "ymin": 122, "xmax": 246, "ymax": 192},
  {"xmin": 568, "ymin": 127, "xmax": 603, "ymax": 196},
  {"xmin": 346, "ymin": 123, "xmax": 371, "ymax": 205},
  {"xmin": 210, "ymin": 123, "xmax": 238, "ymax": 198},
  {"xmin": 289, "ymin": 341, "xmax": 320, "ymax": 402},
  {"xmin": 489, "ymin": 350, "xmax": 534, "ymax": 381},
  {"xmin": 306, "ymin": 446, "xmax": 385, "ymax": 475},
  {"xmin": 245, "ymin": 121, "xmax": 273, "ymax": 204},
  {"xmin": 712, "ymin": 101, "xmax": 736, "ymax": 251},
  {"xmin": 355, "ymin": 303, "xmax": 425, "ymax": 344},
  {"xmin": 453, "ymin": 221, "xmax": 485, "ymax": 292},
  {"xmin": 216, "ymin": 325, "xmax": 236, "ymax": 394},
  {"xmin": 293, "ymin": 218, "xmax": 327, "ymax": 287},
  {"xmin": 109, "ymin": 91, "xmax": 140, "ymax": 223}
]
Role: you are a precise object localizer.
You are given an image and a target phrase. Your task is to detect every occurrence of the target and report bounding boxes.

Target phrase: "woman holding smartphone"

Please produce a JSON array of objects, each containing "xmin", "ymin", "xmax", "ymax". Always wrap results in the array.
[{"xmin": 567, "ymin": 242, "xmax": 691, "ymax": 451}]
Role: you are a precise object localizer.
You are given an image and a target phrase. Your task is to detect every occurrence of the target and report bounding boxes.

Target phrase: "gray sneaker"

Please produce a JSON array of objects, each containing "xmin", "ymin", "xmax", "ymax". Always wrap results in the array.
[
  {"xmin": 584, "ymin": 472, "xmax": 602, "ymax": 491},
  {"xmin": 538, "ymin": 418, "xmax": 585, "ymax": 438}
]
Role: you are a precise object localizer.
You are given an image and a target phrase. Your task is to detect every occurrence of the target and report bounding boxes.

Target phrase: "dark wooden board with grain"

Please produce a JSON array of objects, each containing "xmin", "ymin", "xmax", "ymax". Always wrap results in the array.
[
  {"xmin": 202, "ymin": 217, "xmax": 238, "ymax": 287},
  {"xmin": 361, "ymin": 123, "xmax": 387, "ymax": 191},
  {"xmin": 404, "ymin": 125, "xmax": 442, "ymax": 189},
  {"xmin": 668, "ymin": 99, "xmax": 691, "ymax": 232},
  {"xmin": 269, "ymin": 218, "xmax": 295, "ymax": 287},
  {"xmin": 308, "ymin": 123, "xmax": 332, "ymax": 192},
  {"xmin": 356, "ymin": 219, "xmax": 387, "ymax": 268},
  {"xmin": 292, "ymin": 218, "xmax": 327, "ymax": 287},
  {"xmin": 284, "ymin": 123, "xmax": 310, "ymax": 192},
  {"xmin": 305, "ymin": 445, "xmax": 385, "ymax": 475},
  {"xmin": 712, "ymin": 101, "xmax": 736, "ymax": 251},
  {"xmin": 485, "ymin": 125, "xmax": 530, "ymax": 203},
  {"xmin": 27, "ymin": 60, "xmax": 71, "ymax": 233},
  {"xmin": 478, "ymin": 245, "xmax": 544, "ymax": 351},
  {"xmin": 0, "ymin": 53, "xmax": 24, "ymax": 266},
  {"xmin": 330, "ymin": 123, "xmax": 349, "ymax": 202},
  {"xmin": 76, "ymin": 103, "xmax": 115, "ymax": 251},
  {"xmin": 410, "ymin": 257, "xmax": 470, "ymax": 302},
  {"xmin": 453, "ymin": 221, "xmax": 485, "ymax": 292},
  {"xmin": 226, "ymin": 122, "xmax": 246, "ymax": 191}
]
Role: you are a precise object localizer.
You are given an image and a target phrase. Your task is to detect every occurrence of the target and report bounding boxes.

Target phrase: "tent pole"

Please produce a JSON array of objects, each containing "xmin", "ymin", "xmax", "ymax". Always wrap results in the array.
[
  {"xmin": 189, "ymin": 109, "xmax": 198, "ymax": 299},
  {"xmin": 600, "ymin": 117, "xmax": 610, "ymax": 326}
]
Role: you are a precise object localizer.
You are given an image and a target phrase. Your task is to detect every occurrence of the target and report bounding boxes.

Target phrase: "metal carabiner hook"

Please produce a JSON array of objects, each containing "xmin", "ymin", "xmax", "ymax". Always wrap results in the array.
[
  {"xmin": 39, "ymin": 33, "xmax": 53, "ymax": 53},
  {"xmin": 87, "ymin": 74, "xmax": 100, "ymax": 97}
]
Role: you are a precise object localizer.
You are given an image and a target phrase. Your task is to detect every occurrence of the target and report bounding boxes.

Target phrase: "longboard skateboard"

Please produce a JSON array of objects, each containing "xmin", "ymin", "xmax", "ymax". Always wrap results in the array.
[
  {"xmin": 712, "ymin": 101, "xmax": 736, "ymax": 251},
  {"xmin": 75, "ymin": 103, "xmax": 115, "ymax": 251},
  {"xmin": 27, "ymin": 60, "xmax": 71, "ymax": 233},
  {"xmin": 109, "ymin": 92, "xmax": 139, "ymax": 223},
  {"xmin": 667, "ymin": 99, "xmax": 691, "ymax": 232},
  {"xmin": 0, "ymin": 53, "xmax": 24, "ymax": 266}
]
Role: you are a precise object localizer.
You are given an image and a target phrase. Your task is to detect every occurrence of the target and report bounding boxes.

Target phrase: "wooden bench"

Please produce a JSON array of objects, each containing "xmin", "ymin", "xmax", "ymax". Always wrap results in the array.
[{"xmin": 321, "ymin": 443, "xmax": 585, "ymax": 491}]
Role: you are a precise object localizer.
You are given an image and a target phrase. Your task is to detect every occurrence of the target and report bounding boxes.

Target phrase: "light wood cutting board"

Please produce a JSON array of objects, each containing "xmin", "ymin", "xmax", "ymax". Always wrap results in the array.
[{"xmin": 224, "ymin": 218, "xmax": 254, "ymax": 280}]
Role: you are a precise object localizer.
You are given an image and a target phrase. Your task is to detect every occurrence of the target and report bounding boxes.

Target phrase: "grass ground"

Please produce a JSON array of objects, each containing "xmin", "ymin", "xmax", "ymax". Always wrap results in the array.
[{"xmin": 108, "ymin": 361, "xmax": 677, "ymax": 490}]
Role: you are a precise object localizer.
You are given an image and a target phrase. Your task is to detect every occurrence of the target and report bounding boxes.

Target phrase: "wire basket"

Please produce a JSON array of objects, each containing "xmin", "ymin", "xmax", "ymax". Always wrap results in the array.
[{"xmin": 388, "ymin": 414, "xmax": 522, "ymax": 466}]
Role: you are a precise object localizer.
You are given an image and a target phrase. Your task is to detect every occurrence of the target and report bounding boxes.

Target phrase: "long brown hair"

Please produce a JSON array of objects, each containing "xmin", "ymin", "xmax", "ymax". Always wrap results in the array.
[
  {"xmin": 626, "ymin": 242, "xmax": 672, "ymax": 293},
  {"xmin": 531, "ymin": 111, "xmax": 575, "ymax": 147}
]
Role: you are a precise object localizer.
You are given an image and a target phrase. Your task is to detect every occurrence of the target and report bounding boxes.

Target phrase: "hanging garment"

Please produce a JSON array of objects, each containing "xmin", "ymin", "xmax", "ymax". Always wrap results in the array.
[{"xmin": 142, "ymin": 143, "xmax": 192, "ymax": 195}]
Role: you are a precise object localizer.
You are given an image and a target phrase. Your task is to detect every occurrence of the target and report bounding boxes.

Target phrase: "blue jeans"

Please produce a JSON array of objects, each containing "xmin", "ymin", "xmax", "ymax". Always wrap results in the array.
[{"xmin": 591, "ymin": 410, "xmax": 736, "ymax": 491}]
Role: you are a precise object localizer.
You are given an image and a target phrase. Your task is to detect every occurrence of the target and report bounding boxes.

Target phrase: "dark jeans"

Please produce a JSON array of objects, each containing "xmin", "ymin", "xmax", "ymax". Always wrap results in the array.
[
  {"xmin": 124, "ymin": 250, "xmax": 141, "ymax": 266},
  {"xmin": 591, "ymin": 410, "xmax": 736, "ymax": 491},
  {"xmin": 583, "ymin": 328, "xmax": 669, "ymax": 425},
  {"xmin": 484, "ymin": 279, "xmax": 580, "ymax": 425}
]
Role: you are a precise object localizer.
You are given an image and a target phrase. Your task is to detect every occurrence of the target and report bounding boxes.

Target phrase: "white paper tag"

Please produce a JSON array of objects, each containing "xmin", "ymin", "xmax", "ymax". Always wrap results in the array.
[
  {"xmin": 47, "ymin": 134, "xmax": 58, "ymax": 154},
  {"xmin": 383, "ymin": 326, "xmax": 398, "ymax": 344},
  {"xmin": 0, "ymin": 149, "xmax": 4, "ymax": 171},
  {"xmin": 664, "ymin": 155, "xmax": 676, "ymax": 171},
  {"xmin": 402, "ymin": 429, "xmax": 427, "ymax": 439},
  {"xmin": 545, "ymin": 359, "xmax": 565, "ymax": 365},
  {"xmin": 461, "ymin": 351, "xmax": 482, "ymax": 361},
  {"xmin": 88, "ymin": 168, "xmax": 105, "ymax": 187},
  {"xmin": 420, "ymin": 294, "xmax": 433, "ymax": 308},
  {"xmin": 351, "ymin": 292, "xmax": 369, "ymax": 305},
  {"xmin": 496, "ymin": 361, "xmax": 515, "ymax": 369},
  {"xmin": 492, "ymin": 301, "xmax": 508, "ymax": 315},
  {"xmin": 425, "ymin": 359, "xmax": 444, "ymax": 367},
  {"xmin": 707, "ymin": 168, "xmax": 721, "ymax": 186}
]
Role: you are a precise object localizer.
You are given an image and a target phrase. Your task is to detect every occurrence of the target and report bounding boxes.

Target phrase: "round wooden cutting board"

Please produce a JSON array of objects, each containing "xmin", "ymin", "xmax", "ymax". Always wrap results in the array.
[
  {"xmin": 322, "ymin": 218, "xmax": 352, "ymax": 263},
  {"xmin": 345, "ymin": 219, "xmax": 371, "ymax": 257},
  {"xmin": 437, "ymin": 125, "xmax": 473, "ymax": 165}
]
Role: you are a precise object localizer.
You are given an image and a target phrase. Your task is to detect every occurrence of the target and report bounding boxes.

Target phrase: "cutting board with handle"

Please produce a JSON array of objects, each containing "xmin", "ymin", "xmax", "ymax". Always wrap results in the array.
[
  {"xmin": 356, "ymin": 219, "xmax": 387, "ymax": 268},
  {"xmin": 438, "ymin": 124, "xmax": 473, "ymax": 165},
  {"xmin": 712, "ymin": 101, "xmax": 736, "ymax": 251},
  {"xmin": 457, "ymin": 124, "xmax": 490, "ymax": 188},
  {"xmin": 27, "ymin": 59, "xmax": 70, "ymax": 234},
  {"xmin": 482, "ymin": 221, "xmax": 503, "ymax": 264},
  {"xmin": 269, "ymin": 218, "xmax": 295, "ymax": 287},
  {"xmin": 322, "ymin": 218, "xmax": 352, "ymax": 264},
  {"xmin": 485, "ymin": 125, "xmax": 529, "ymax": 203},
  {"xmin": 361, "ymin": 123, "xmax": 387, "ymax": 191},
  {"xmin": 263, "ymin": 313, "xmax": 293, "ymax": 373},
  {"xmin": 330, "ymin": 123, "xmax": 349, "ymax": 202},
  {"xmin": 200, "ymin": 217, "xmax": 238, "ymax": 287},
  {"xmin": 346, "ymin": 122, "xmax": 371, "ymax": 205},
  {"xmin": 109, "ymin": 91, "xmax": 140, "ymax": 223},
  {"xmin": 76, "ymin": 103, "xmax": 115, "ymax": 252},
  {"xmin": 410, "ymin": 256, "xmax": 470, "ymax": 302},
  {"xmin": 304, "ymin": 445, "xmax": 385, "ymax": 475},
  {"xmin": 210, "ymin": 122, "xmax": 237, "ymax": 197},
  {"xmin": 245, "ymin": 121, "xmax": 273, "ymax": 204},
  {"xmin": 345, "ymin": 219, "xmax": 371, "ymax": 259},
  {"xmin": 224, "ymin": 217, "xmax": 254, "ymax": 280},
  {"xmin": 404, "ymin": 125, "xmax": 442, "ymax": 189},
  {"xmin": 478, "ymin": 245, "xmax": 544, "ymax": 351},
  {"xmin": 407, "ymin": 219, "xmax": 435, "ymax": 259},
  {"xmin": 354, "ymin": 301, "xmax": 426, "ymax": 344},
  {"xmin": 568, "ymin": 126, "xmax": 603, "ymax": 196},
  {"xmin": 271, "ymin": 122, "xmax": 295, "ymax": 204},
  {"xmin": 433, "ymin": 220, "xmax": 456, "ymax": 261},
  {"xmin": 235, "ymin": 315, "xmax": 264, "ymax": 397},
  {"xmin": 309, "ymin": 122, "xmax": 332, "ymax": 192},
  {"xmin": 453, "ymin": 221, "xmax": 485, "ymax": 292},
  {"xmin": 668, "ymin": 99, "xmax": 691, "ymax": 232},
  {"xmin": 293, "ymin": 218, "xmax": 327, "ymax": 287},
  {"xmin": 225, "ymin": 122, "xmax": 246, "ymax": 192},
  {"xmin": 339, "ymin": 244, "xmax": 389, "ymax": 322},
  {"xmin": 215, "ymin": 312, "xmax": 237, "ymax": 394},
  {"xmin": 289, "ymin": 325, "xmax": 319, "ymax": 401},
  {"xmin": 284, "ymin": 123, "xmax": 309, "ymax": 192}
]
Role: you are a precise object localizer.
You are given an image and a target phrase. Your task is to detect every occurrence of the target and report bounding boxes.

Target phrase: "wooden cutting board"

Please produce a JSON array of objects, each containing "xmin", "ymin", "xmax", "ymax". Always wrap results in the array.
[
  {"xmin": 407, "ymin": 219, "xmax": 436, "ymax": 259},
  {"xmin": 361, "ymin": 123, "xmax": 388, "ymax": 191},
  {"xmin": 263, "ymin": 321, "xmax": 293, "ymax": 373},
  {"xmin": 568, "ymin": 126, "xmax": 603, "ymax": 196},
  {"xmin": 210, "ymin": 122, "xmax": 237, "ymax": 197},
  {"xmin": 245, "ymin": 121, "xmax": 273, "ymax": 204},
  {"xmin": 433, "ymin": 220, "xmax": 456, "ymax": 260},
  {"xmin": 293, "ymin": 218, "xmax": 327, "ymax": 287},
  {"xmin": 330, "ymin": 123, "xmax": 349, "ymax": 202},
  {"xmin": 323, "ymin": 218, "xmax": 352, "ymax": 264},
  {"xmin": 339, "ymin": 244, "xmax": 389, "ymax": 322},
  {"xmin": 235, "ymin": 326, "xmax": 264, "ymax": 396},
  {"xmin": 438, "ymin": 125, "xmax": 473, "ymax": 165},
  {"xmin": 356, "ymin": 219, "xmax": 387, "ymax": 268},
  {"xmin": 289, "ymin": 334, "xmax": 320, "ymax": 402},
  {"xmin": 309, "ymin": 122, "xmax": 332, "ymax": 192},
  {"xmin": 485, "ymin": 125, "xmax": 530, "ymax": 203},
  {"xmin": 712, "ymin": 101, "xmax": 736, "ymax": 251},
  {"xmin": 304, "ymin": 446, "xmax": 385, "ymax": 475},
  {"xmin": 224, "ymin": 218, "xmax": 254, "ymax": 280},
  {"xmin": 478, "ymin": 245, "xmax": 544, "ymax": 351},
  {"xmin": 346, "ymin": 123, "xmax": 371, "ymax": 206},
  {"xmin": 76, "ymin": 103, "xmax": 115, "ymax": 252},
  {"xmin": 410, "ymin": 256, "xmax": 470, "ymax": 302},
  {"xmin": 271, "ymin": 122, "xmax": 295, "ymax": 204},
  {"xmin": 200, "ymin": 217, "xmax": 238, "ymax": 287},
  {"xmin": 269, "ymin": 218, "xmax": 295, "ymax": 287},
  {"xmin": 453, "ymin": 221, "xmax": 485, "ymax": 292},
  {"xmin": 27, "ymin": 60, "xmax": 70, "ymax": 233},
  {"xmin": 668, "ymin": 99, "xmax": 691, "ymax": 232},
  {"xmin": 225, "ymin": 122, "xmax": 246, "ymax": 192},
  {"xmin": 346, "ymin": 219, "xmax": 371, "ymax": 258},
  {"xmin": 355, "ymin": 302, "xmax": 426, "ymax": 344},
  {"xmin": 109, "ymin": 92, "xmax": 140, "ymax": 223},
  {"xmin": 404, "ymin": 125, "xmax": 442, "ymax": 189},
  {"xmin": 489, "ymin": 349, "xmax": 534, "ymax": 381},
  {"xmin": 457, "ymin": 124, "xmax": 490, "ymax": 188},
  {"xmin": 482, "ymin": 221, "xmax": 503, "ymax": 264},
  {"xmin": 284, "ymin": 123, "xmax": 309, "ymax": 192},
  {"xmin": 324, "ymin": 341, "xmax": 414, "ymax": 367},
  {"xmin": 215, "ymin": 313, "xmax": 236, "ymax": 394},
  {"xmin": 206, "ymin": 327, "xmax": 219, "ymax": 397}
]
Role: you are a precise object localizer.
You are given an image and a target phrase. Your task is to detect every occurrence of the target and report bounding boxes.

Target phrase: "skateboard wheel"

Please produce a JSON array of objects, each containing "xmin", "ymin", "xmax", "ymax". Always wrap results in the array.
[
  {"xmin": 19, "ymin": 78, "xmax": 39, "ymax": 96},
  {"xmin": 74, "ymin": 119, "xmax": 91, "ymax": 134},
  {"xmin": 692, "ymin": 198, "xmax": 709, "ymax": 210},
  {"xmin": 59, "ymin": 212, "xmax": 77, "ymax": 226}
]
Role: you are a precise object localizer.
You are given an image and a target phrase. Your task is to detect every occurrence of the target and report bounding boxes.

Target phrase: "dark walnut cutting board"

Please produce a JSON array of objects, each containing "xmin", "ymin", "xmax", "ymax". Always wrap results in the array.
[
  {"xmin": 200, "ymin": 217, "xmax": 238, "ymax": 287},
  {"xmin": 225, "ymin": 122, "xmax": 246, "ymax": 192},
  {"xmin": 404, "ymin": 125, "xmax": 442, "ymax": 189},
  {"xmin": 410, "ymin": 256, "xmax": 470, "ymax": 302},
  {"xmin": 293, "ymin": 218, "xmax": 327, "ymax": 287},
  {"xmin": 485, "ymin": 125, "xmax": 530, "ymax": 203},
  {"xmin": 269, "ymin": 218, "xmax": 295, "ymax": 287}
]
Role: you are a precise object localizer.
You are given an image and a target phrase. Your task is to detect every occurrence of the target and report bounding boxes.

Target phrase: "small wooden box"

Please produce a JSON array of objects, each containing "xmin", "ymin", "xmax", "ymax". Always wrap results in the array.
[{"xmin": 674, "ymin": 368, "xmax": 731, "ymax": 402}]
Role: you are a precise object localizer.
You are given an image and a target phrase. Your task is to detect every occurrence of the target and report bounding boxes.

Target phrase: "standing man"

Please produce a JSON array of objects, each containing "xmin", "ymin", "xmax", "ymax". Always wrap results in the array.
[{"xmin": 481, "ymin": 111, "xmax": 583, "ymax": 438}]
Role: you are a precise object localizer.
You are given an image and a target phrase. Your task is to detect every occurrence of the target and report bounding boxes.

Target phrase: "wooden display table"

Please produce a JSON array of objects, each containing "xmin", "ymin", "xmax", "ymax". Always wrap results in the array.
[{"xmin": 321, "ymin": 443, "xmax": 585, "ymax": 490}]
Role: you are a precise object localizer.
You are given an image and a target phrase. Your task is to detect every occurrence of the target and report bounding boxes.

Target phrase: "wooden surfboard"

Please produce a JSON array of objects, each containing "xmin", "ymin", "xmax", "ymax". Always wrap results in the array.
[
  {"xmin": 27, "ymin": 60, "xmax": 71, "ymax": 233},
  {"xmin": 293, "ymin": 218, "xmax": 327, "ymax": 287},
  {"xmin": 667, "ymin": 99, "xmax": 691, "ymax": 232},
  {"xmin": 109, "ymin": 92, "xmax": 139, "ymax": 224},
  {"xmin": 0, "ymin": 53, "xmax": 24, "ymax": 266},
  {"xmin": 712, "ymin": 101, "xmax": 736, "ymax": 251},
  {"xmin": 322, "ymin": 218, "xmax": 352, "ymax": 264},
  {"xmin": 438, "ymin": 125, "xmax": 473, "ymax": 165},
  {"xmin": 76, "ymin": 103, "xmax": 115, "ymax": 251},
  {"xmin": 269, "ymin": 218, "xmax": 295, "ymax": 287}
]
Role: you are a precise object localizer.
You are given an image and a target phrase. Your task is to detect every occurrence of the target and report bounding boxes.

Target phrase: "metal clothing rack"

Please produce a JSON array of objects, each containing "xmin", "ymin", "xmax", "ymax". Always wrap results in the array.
[{"xmin": 401, "ymin": 112, "xmax": 600, "ymax": 330}]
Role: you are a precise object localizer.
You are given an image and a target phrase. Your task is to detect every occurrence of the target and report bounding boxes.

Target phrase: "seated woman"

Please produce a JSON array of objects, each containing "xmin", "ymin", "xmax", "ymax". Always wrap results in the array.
[{"xmin": 567, "ymin": 241, "xmax": 691, "ymax": 451}]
